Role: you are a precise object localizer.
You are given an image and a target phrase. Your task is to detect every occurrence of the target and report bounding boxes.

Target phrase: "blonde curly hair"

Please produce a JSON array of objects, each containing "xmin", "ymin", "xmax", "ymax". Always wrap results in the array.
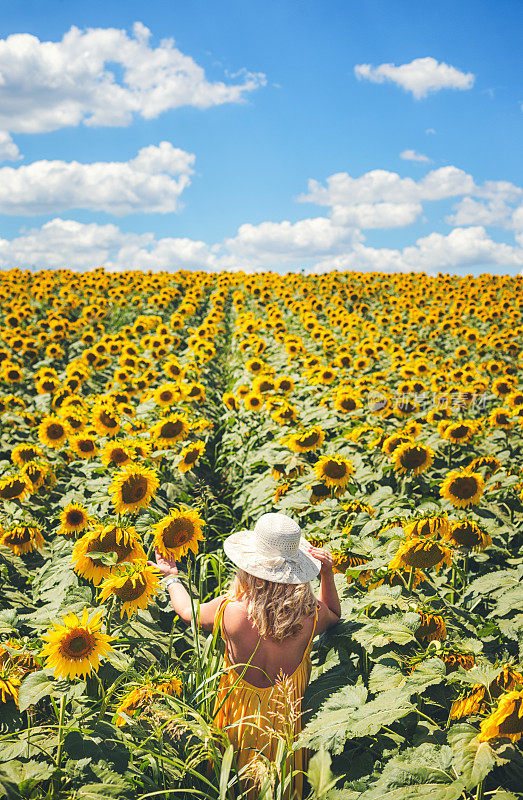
[{"xmin": 228, "ymin": 568, "xmax": 317, "ymax": 641}]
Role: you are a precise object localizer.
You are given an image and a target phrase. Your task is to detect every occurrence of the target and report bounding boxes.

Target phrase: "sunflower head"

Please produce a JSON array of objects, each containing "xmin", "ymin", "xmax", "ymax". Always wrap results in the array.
[
  {"xmin": 153, "ymin": 506, "xmax": 205, "ymax": 559},
  {"xmin": 314, "ymin": 455, "xmax": 354, "ymax": 489},
  {"xmin": 0, "ymin": 525, "xmax": 44, "ymax": 555},
  {"xmin": 0, "ymin": 473, "xmax": 32, "ymax": 501},
  {"xmin": 403, "ymin": 514, "xmax": 449, "ymax": 540},
  {"xmin": 381, "ymin": 433, "xmax": 412, "ymax": 456},
  {"xmin": 444, "ymin": 520, "xmax": 492, "ymax": 552},
  {"xmin": 414, "ymin": 612, "xmax": 447, "ymax": 644},
  {"xmin": 98, "ymin": 561, "xmax": 160, "ymax": 619},
  {"xmin": 285, "ymin": 426, "xmax": 325, "ymax": 453},
  {"xmin": 389, "ymin": 537, "xmax": 452, "ymax": 572},
  {"xmin": 177, "ymin": 441, "xmax": 205, "ymax": 473},
  {"xmin": 58, "ymin": 503, "xmax": 92, "ymax": 537},
  {"xmin": 478, "ymin": 690, "xmax": 523, "ymax": 743},
  {"xmin": 110, "ymin": 464, "xmax": 159, "ymax": 515},
  {"xmin": 72, "ymin": 525, "xmax": 146, "ymax": 585},
  {"xmin": 392, "ymin": 442, "xmax": 433, "ymax": 475},
  {"xmin": 0, "ymin": 664, "xmax": 21, "ymax": 705},
  {"xmin": 150, "ymin": 414, "xmax": 190, "ymax": 446},
  {"xmin": 40, "ymin": 607, "xmax": 114, "ymax": 680},
  {"xmin": 11, "ymin": 444, "xmax": 44, "ymax": 467},
  {"xmin": 440, "ymin": 469, "xmax": 485, "ymax": 508}
]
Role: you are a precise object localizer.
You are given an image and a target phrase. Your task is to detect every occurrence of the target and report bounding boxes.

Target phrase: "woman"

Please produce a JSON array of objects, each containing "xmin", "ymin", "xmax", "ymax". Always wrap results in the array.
[{"xmin": 153, "ymin": 512, "xmax": 341, "ymax": 798}]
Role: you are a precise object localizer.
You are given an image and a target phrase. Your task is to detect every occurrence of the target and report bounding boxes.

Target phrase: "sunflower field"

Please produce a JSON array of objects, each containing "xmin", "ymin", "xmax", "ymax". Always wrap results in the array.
[{"xmin": 0, "ymin": 267, "xmax": 522, "ymax": 800}]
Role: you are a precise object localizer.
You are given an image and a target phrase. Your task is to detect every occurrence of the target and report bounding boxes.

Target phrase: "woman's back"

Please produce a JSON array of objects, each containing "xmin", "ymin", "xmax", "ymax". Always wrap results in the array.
[{"xmin": 220, "ymin": 598, "xmax": 318, "ymax": 688}]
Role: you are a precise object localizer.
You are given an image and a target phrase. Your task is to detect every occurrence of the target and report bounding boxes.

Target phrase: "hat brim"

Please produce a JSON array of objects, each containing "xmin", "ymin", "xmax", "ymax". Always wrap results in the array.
[{"xmin": 223, "ymin": 529, "xmax": 321, "ymax": 584}]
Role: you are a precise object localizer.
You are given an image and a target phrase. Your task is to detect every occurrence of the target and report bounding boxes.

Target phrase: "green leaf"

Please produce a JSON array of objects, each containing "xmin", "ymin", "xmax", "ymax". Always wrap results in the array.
[
  {"xmin": 17, "ymin": 671, "xmax": 54, "ymax": 712},
  {"xmin": 448, "ymin": 724, "xmax": 496, "ymax": 790},
  {"xmin": 306, "ymin": 749, "xmax": 339, "ymax": 798},
  {"xmin": 299, "ymin": 683, "xmax": 368, "ymax": 754},
  {"xmin": 219, "ymin": 744, "xmax": 234, "ymax": 800}
]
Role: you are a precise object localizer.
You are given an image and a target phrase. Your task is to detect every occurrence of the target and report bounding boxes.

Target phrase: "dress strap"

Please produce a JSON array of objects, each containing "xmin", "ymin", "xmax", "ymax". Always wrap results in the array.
[{"xmin": 213, "ymin": 596, "xmax": 233, "ymax": 641}]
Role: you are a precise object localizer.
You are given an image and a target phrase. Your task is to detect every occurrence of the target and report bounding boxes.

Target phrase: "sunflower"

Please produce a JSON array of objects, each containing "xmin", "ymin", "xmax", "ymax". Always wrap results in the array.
[
  {"xmin": 100, "ymin": 441, "xmax": 133, "ymax": 468},
  {"xmin": 444, "ymin": 519, "xmax": 492, "ymax": 552},
  {"xmin": 72, "ymin": 525, "xmax": 146, "ymax": 585},
  {"xmin": 308, "ymin": 483, "xmax": 336, "ymax": 504},
  {"xmin": 153, "ymin": 383, "xmax": 183, "ymax": 408},
  {"xmin": 177, "ymin": 441, "xmax": 205, "ymax": 473},
  {"xmin": 381, "ymin": 433, "xmax": 412, "ymax": 456},
  {"xmin": 414, "ymin": 612, "xmax": 447, "ymax": 643},
  {"xmin": 92, "ymin": 403, "xmax": 121, "ymax": 437},
  {"xmin": 478, "ymin": 691, "xmax": 523, "ymax": 743},
  {"xmin": 244, "ymin": 392, "xmax": 264, "ymax": 411},
  {"xmin": 114, "ymin": 674, "xmax": 182, "ymax": 726},
  {"xmin": 451, "ymin": 665, "xmax": 523, "ymax": 720},
  {"xmin": 440, "ymin": 470, "xmax": 484, "ymax": 508},
  {"xmin": 153, "ymin": 506, "xmax": 205, "ymax": 559},
  {"xmin": 150, "ymin": 414, "xmax": 190, "ymax": 446},
  {"xmin": 0, "ymin": 473, "xmax": 31, "ymax": 501},
  {"xmin": 69, "ymin": 434, "xmax": 99, "ymax": 460},
  {"xmin": 489, "ymin": 407, "xmax": 513, "ymax": 429},
  {"xmin": 11, "ymin": 443, "xmax": 44, "ymax": 467},
  {"xmin": 222, "ymin": 392, "xmax": 239, "ymax": 411},
  {"xmin": 389, "ymin": 537, "xmax": 452, "ymax": 572},
  {"xmin": 0, "ymin": 665, "xmax": 21, "ymax": 705},
  {"xmin": 403, "ymin": 514, "xmax": 449, "ymax": 540},
  {"xmin": 110, "ymin": 464, "xmax": 159, "ymax": 515},
  {"xmin": 439, "ymin": 650, "xmax": 476, "ymax": 675},
  {"xmin": 40, "ymin": 607, "xmax": 114, "ymax": 680},
  {"xmin": 98, "ymin": 561, "xmax": 160, "ymax": 619},
  {"xmin": 314, "ymin": 455, "xmax": 354, "ymax": 489},
  {"xmin": 275, "ymin": 376, "xmax": 294, "ymax": 394},
  {"xmin": 332, "ymin": 551, "xmax": 370, "ymax": 580},
  {"xmin": 467, "ymin": 455, "xmax": 501, "ymax": 479},
  {"xmin": 20, "ymin": 461, "xmax": 50, "ymax": 492},
  {"xmin": 0, "ymin": 525, "xmax": 44, "ymax": 555},
  {"xmin": 392, "ymin": 443, "xmax": 433, "ymax": 475},
  {"xmin": 369, "ymin": 567, "xmax": 426, "ymax": 591},
  {"xmin": 285, "ymin": 426, "xmax": 325, "ymax": 453},
  {"xmin": 38, "ymin": 416, "xmax": 68, "ymax": 449},
  {"xmin": 58, "ymin": 503, "xmax": 92, "ymax": 537},
  {"xmin": 441, "ymin": 420, "xmax": 476, "ymax": 444}
]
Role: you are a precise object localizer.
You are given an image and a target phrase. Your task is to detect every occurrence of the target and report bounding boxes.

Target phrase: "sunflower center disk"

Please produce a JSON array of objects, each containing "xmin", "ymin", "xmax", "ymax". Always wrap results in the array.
[
  {"xmin": 451, "ymin": 476, "xmax": 480, "ymax": 499},
  {"xmin": 47, "ymin": 423, "xmax": 65, "ymax": 439},
  {"xmin": 400, "ymin": 448, "xmax": 428, "ymax": 469},
  {"xmin": 324, "ymin": 461, "xmax": 347, "ymax": 479},
  {"xmin": 163, "ymin": 519, "xmax": 194, "ymax": 548},
  {"xmin": 61, "ymin": 630, "xmax": 96, "ymax": 659},
  {"xmin": 160, "ymin": 421, "xmax": 183, "ymax": 438},
  {"xmin": 115, "ymin": 576, "xmax": 148, "ymax": 601},
  {"xmin": 121, "ymin": 475, "xmax": 148, "ymax": 503}
]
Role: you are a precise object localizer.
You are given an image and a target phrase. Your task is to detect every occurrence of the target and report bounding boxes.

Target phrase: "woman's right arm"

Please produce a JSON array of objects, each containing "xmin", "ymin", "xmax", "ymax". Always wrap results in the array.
[{"xmin": 307, "ymin": 546, "xmax": 341, "ymax": 633}]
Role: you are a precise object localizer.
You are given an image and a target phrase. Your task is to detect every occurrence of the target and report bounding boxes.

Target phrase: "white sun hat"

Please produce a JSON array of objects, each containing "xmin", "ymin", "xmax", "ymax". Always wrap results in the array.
[{"xmin": 223, "ymin": 512, "xmax": 321, "ymax": 584}]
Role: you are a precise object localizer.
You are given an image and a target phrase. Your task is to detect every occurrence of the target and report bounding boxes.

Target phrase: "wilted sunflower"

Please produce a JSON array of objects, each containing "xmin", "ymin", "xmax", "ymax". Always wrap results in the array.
[
  {"xmin": 285, "ymin": 426, "xmax": 325, "ymax": 453},
  {"xmin": 177, "ymin": 441, "xmax": 205, "ymax": 473},
  {"xmin": 20, "ymin": 461, "xmax": 50, "ymax": 492},
  {"xmin": 403, "ymin": 514, "xmax": 449, "ymax": 540},
  {"xmin": 72, "ymin": 525, "xmax": 146, "ymax": 585},
  {"xmin": 58, "ymin": 503, "xmax": 92, "ymax": 537},
  {"xmin": 40, "ymin": 607, "xmax": 114, "ymax": 680},
  {"xmin": 114, "ymin": 674, "xmax": 182, "ymax": 727},
  {"xmin": 69, "ymin": 433, "xmax": 99, "ymax": 460},
  {"xmin": 314, "ymin": 455, "xmax": 354, "ymax": 489},
  {"xmin": 440, "ymin": 470, "xmax": 484, "ymax": 508},
  {"xmin": 150, "ymin": 414, "xmax": 190, "ymax": 447},
  {"xmin": 444, "ymin": 519, "xmax": 492, "ymax": 552},
  {"xmin": 110, "ymin": 464, "xmax": 159, "ymax": 514},
  {"xmin": 439, "ymin": 649, "xmax": 476, "ymax": 675},
  {"xmin": 451, "ymin": 664, "xmax": 523, "ymax": 720},
  {"xmin": 100, "ymin": 441, "xmax": 133, "ymax": 468},
  {"xmin": 467, "ymin": 455, "xmax": 501, "ymax": 479},
  {"xmin": 0, "ymin": 665, "xmax": 21, "ymax": 705},
  {"xmin": 308, "ymin": 483, "xmax": 337, "ymax": 504},
  {"xmin": 0, "ymin": 525, "xmax": 44, "ymax": 555},
  {"xmin": 153, "ymin": 506, "xmax": 205, "ymax": 559},
  {"xmin": 98, "ymin": 561, "xmax": 160, "ymax": 619},
  {"xmin": 389, "ymin": 537, "xmax": 452, "ymax": 572},
  {"xmin": 478, "ymin": 690, "xmax": 523, "ymax": 743},
  {"xmin": 0, "ymin": 473, "xmax": 31, "ymax": 502},
  {"xmin": 11, "ymin": 443, "xmax": 44, "ymax": 467},
  {"xmin": 392, "ymin": 442, "xmax": 433, "ymax": 475},
  {"xmin": 414, "ymin": 612, "xmax": 447, "ymax": 643},
  {"xmin": 441, "ymin": 420, "xmax": 476, "ymax": 444},
  {"xmin": 38, "ymin": 416, "xmax": 68, "ymax": 449}
]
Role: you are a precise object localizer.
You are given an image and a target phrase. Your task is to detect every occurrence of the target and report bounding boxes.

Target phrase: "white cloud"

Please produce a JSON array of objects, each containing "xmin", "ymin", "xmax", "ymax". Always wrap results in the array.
[
  {"xmin": 400, "ymin": 149, "xmax": 431, "ymax": 163},
  {"xmin": 426, "ymin": 128, "xmax": 436, "ymax": 135},
  {"xmin": 0, "ymin": 142, "xmax": 194, "ymax": 215},
  {"xmin": 447, "ymin": 180, "xmax": 523, "ymax": 228},
  {"xmin": 0, "ymin": 22, "xmax": 266, "ymax": 133},
  {"xmin": 223, "ymin": 217, "xmax": 357, "ymax": 265},
  {"xmin": 329, "ymin": 202, "xmax": 422, "ymax": 228},
  {"xmin": 354, "ymin": 57, "xmax": 474, "ymax": 99},
  {"xmin": 0, "ymin": 218, "xmax": 219, "ymax": 271},
  {"xmin": 0, "ymin": 132, "xmax": 22, "ymax": 162},
  {"xmin": 311, "ymin": 227, "xmax": 523, "ymax": 274},
  {"xmin": 299, "ymin": 166, "xmax": 474, "ymax": 208}
]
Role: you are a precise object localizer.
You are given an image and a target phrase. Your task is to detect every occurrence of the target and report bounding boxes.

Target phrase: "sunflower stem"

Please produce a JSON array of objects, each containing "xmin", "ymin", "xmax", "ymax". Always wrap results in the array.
[
  {"xmin": 476, "ymin": 779, "xmax": 484, "ymax": 800},
  {"xmin": 187, "ymin": 554, "xmax": 203, "ymax": 701},
  {"xmin": 447, "ymin": 443, "xmax": 452, "ymax": 468},
  {"xmin": 52, "ymin": 694, "xmax": 66, "ymax": 797},
  {"xmin": 450, "ymin": 565, "xmax": 457, "ymax": 604},
  {"xmin": 106, "ymin": 597, "xmax": 115, "ymax": 637},
  {"xmin": 407, "ymin": 567, "xmax": 416, "ymax": 595}
]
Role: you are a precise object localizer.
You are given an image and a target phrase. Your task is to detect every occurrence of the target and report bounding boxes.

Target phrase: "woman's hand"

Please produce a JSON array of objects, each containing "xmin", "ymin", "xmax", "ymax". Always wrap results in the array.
[
  {"xmin": 148, "ymin": 548, "xmax": 178, "ymax": 577},
  {"xmin": 307, "ymin": 546, "xmax": 334, "ymax": 577}
]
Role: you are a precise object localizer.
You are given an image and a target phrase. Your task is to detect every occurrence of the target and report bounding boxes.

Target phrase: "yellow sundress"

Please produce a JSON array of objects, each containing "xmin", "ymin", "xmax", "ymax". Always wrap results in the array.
[{"xmin": 213, "ymin": 597, "xmax": 317, "ymax": 799}]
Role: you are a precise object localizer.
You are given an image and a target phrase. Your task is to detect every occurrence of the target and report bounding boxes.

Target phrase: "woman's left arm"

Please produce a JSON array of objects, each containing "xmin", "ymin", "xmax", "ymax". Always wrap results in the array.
[{"xmin": 150, "ymin": 549, "xmax": 225, "ymax": 631}]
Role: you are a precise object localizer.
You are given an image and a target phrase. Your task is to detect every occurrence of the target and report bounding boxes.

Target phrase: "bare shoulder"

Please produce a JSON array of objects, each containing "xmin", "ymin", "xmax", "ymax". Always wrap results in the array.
[{"xmin": 223, "ymin": 598, "xmax": 251, "ymax": 632}]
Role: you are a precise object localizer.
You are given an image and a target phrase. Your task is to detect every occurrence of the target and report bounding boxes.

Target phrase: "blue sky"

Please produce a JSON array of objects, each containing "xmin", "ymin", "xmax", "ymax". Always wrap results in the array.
[{"xmin": 0, "ymin": 0, "xmax": 522, "ymax": 274}]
